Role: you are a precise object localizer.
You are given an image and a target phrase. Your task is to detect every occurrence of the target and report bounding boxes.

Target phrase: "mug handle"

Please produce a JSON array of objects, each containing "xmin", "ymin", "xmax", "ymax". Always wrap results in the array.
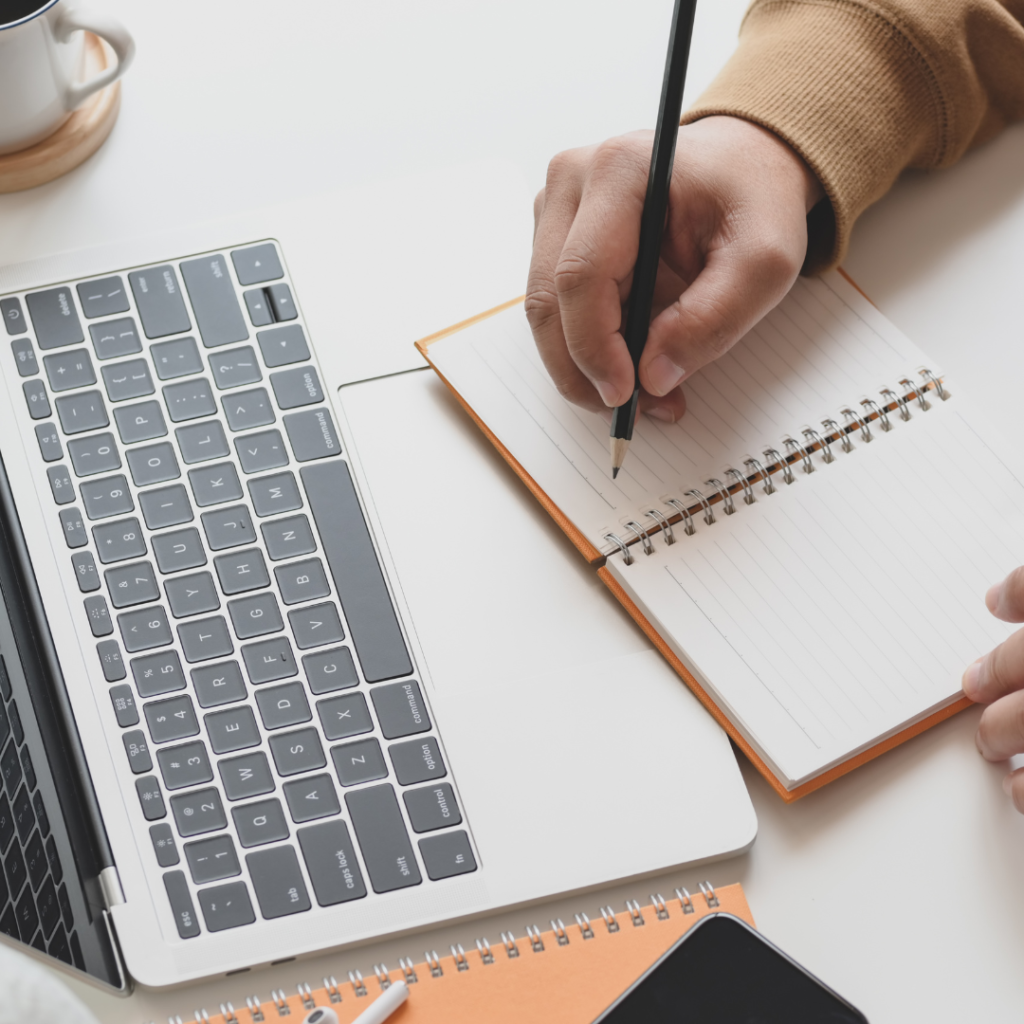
[{"xmin": 54, "ymin": 6, "xmax": 136, "ymax": 110}]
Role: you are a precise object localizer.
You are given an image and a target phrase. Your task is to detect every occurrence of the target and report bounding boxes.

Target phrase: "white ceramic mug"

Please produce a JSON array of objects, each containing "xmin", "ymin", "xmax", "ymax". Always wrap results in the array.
[{"xmin": 0, "ymin": 0, "xmax": 135, "ymax": 155}]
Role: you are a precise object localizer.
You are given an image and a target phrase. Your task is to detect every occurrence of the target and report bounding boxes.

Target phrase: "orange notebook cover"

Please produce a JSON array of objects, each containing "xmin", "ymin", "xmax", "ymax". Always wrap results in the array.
[
  {"xmin": 414, "ymin": 286, "xmax": 972, "ymax": 804},
  {"xmin": 171, "ymin": 883, "xmax": 752, "ymax": 1024}
]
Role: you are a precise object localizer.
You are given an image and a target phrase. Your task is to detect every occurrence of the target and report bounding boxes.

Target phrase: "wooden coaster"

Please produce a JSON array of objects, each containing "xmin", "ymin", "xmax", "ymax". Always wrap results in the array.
[{"xmin": 0, "ymin": 33, "xmax": 121, "ymax": 194}]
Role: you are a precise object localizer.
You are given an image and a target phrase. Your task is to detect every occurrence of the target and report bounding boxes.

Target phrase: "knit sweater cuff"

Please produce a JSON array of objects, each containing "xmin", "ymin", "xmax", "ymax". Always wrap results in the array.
[{"xmin": 681, "ymin": 1, "xmax": 943, "ymax": 272}]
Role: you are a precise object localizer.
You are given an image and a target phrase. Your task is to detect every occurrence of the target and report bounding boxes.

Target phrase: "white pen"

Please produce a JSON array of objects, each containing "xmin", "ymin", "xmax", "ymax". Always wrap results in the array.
[{"xmin": 302, "ymin": 979, "xmax": 409, "ymax": 1024}]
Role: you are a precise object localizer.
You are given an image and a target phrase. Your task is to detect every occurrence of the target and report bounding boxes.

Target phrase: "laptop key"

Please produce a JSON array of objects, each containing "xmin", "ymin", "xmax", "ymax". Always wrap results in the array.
[
  {"xmin": 26, "ymin": 287, "xmax": 84, "ymax": 349},
  {"xmin": 205, "ymin": 706, "xmax": 260, "ymax": 754},
  {"xmin": 23, "ymin": 380, "xmax": 51, "ymax": 419},
  {"xmin": 0, "ymin": 793, "xmax": 12, "ymax": 850},
  {"xmin": 13, "ymin": 786, "xmax": 35, "ymax": 843},
  {"xmin": 176, "ymin": 420, "xmax": 230, "ymax": 463},
  {"xmin": 151, "ymin": 336, "xmax": 202, "ymax": 380},
  {"xmin": 67, "ymin": 432, "xmax": 120, "ymax": 476},
  {"xmin": 131, "ymin": 649, "xmax": 186, "ymax": 698},
  {"xmin": 275, "ymin": 558, "xmax": 330, "ymax": 606},
  {"xmin": 177, "ymin": 615, "xmax": 233, "ymax": 663},
  {"xmin": 285, "ymin": 409, "xmax": 341, "ymax": 462},
  {"xmin": 152, "ymin": 527, "xmax": 206, "ymax": 573},
  {"xmin": 244, "ymin": 289, "xmax": 273, "ymax": 327},
  {"xmin": 150, "ymin": 823, "xmax": 179, "ymax": 867},
  {"xmin": 222, "ymin": 387, "xmax": 274, "ymax": 432},
  {"xmin": 170, "ymin": 787, "xmax": 226, "ymax": 837},
  {"xmin": 288, "ymin": 602, "xmax": 344, "ymax": 650},
  {"xmin": 255, "ymin": 682, "xmax": 310, "ymax": 730},
  {"xmin": 403, "ymin": 783, "xmax": 461, "ymax": 834},
  {"xmin": 163, "ymin": 378, "xmax": 217, "ymax": 422},
  {"xmin": 241, "ymin": 636, "xmax": 296, "ymax": 684},
  {"xmin": 37, "ymin": 877, "xmax": 60, "ymax": 937},
  {"xmin": 180, "ymin": 255, "xmax": 248, "ymax": 349},
  {"xmin": 55, "ymin": 390, "xmax": 107, "ymax": 434},
  {"xmin": 268, "ymin": 727, "xmax": 325, "ymax": 776},
  {"xmin": 298, "ymin": 820, "xmax": 366, "ymax": 905},
  {"xmin": 192, "ymin": 660, "xmax": 246, "ymax": 708},
  {"xmin": 283, "ymin": 774, "xmax": 340, "ymax": 824},
  {"xmin": 202, "ymin": 505, "xmax": 256, "ymax": 550},
  {"xmin": 81, "ymin": 474, "xmax": 134, "ymax": 520},
  {"xmin": 235, "ymin": 429, "xmax": 288, "ymax": 474},
  {"xmin": 165, "ymin": 571, "xmax": 219, "ymax": 618},
  {"xmin": 83, "ymin": 595, "xmax": 113, "ymax": 637},
  {"xmin": 317, "ymin": 691, "xmax": 372, "ymax": 741},
  {"xmin": 123, "ymin": 731, "xmax": 153, "ymax": 774},
  {"xmin": 72, "ymin": 551, "xmax": 100, "ymax": 592},
  {"xmin": 345, "ymin": 784, "xmax": 421, "ymax": 893},
  {"xmin": 303, "ymin": 647, "xmax": 359, "ymax": 694},
  {"xmin": 4, "ymin": 840, "xmax": 27, "ymax": 897},
  {"xmin": 228, "ymin": 592, "xmax": 283, "ymax": 640},
  {"xmin": 189, "ymin": 462, "xmax": 242, "ymax": 506},
  {"xmin": 16, "ymin": 886, "xmax": 39, "ymax": 940},
  {"xmin": 46, "ymin": 465, "xmax": 74, "ymax": 505},
  {"xmin": 93, "ymin": 517, "xmax": 146, "ymax": 563},
  {"xmin": 129, "ymin": 445, "xmax": 181, "ymax": 489},
  {"xmin": 12, "ymin": 338, "xmax": 38, "ymax": 377},
  {"xmin": 163, "ymin": 870, "xmax": 200, "ymax": 938},
  {"xmin": 389, "ymin": 736, "xmax": 446, "ymax": 786},
  {"xmin": 266, "ymin": 283, "xmax": 297, "ymax": 322},
  {"xmin": 232, "ymin": 798, "xmax": 289, "ymax": 848},
  {"xmin": 185, "ymin": 833, "xmax": 240, "ymax": 884},
  {"xmin": 2, "ymin": 296, "xmax": 27, "ymax": 336},
  {"xmin": 114, "ymin": 400, "xmax": 167, "ymax": 444},
  {"xmin": 218, "ymin": 751, "xmax": 273, "ymax": 800},
  {"xmin": 109, "ymin": 684, "xmax": 139, "ymax": 727},
  {"xmin": 231, "ymin": 244, "xmax": 283, "ymax": 286},
  {"xmin": 104, "ymin": 561, "xmax": 159, "ymax": 608},
  {"xmin": 211, "ymin": 346, "xmax": 261, "ymax": 390},
  {"xmin": 331, "ymin": 738, "xmax": 387, "ymax": 788},
  {"xmin": 101, "ymin": 358, "xmax": 154, "ymax": 402},
  {"xmin": 371, "ymin": 680, "xmax": 431, "ymax": 739},
  {"xmin": 246, "ymin": 846, "xmax": 311, "ymax": 919},
  {"xmin": 32, "ymin": 792, "xmax": 49, "ymax": 837},
  {"xmin": 214, "ymin": 548, "xmax": 270, "ymax": 594},
  {"xmin": 129, "ymin": 266, "xmax": 191, "ymax": 340},
  {"xmin": 118, "ymin": 605, "xmax": 172, "ymax": 652},
  {"xmin": 96, "ymin": 639, "xmax": 126, "ymax": 681},
  {"xmin": 145, "ymin": 694, "xmax": 199, "ymax": 743},
  {"xmin": 419, "ymin": 831, "xmax": 476, "ymax": 881},
  {"xmin": 135, "ymin": 775, "xmax": 166, "ymax": 821},
  {"xmin": 261, "ymin": 514, "xmax": 315, "ymax": 561},
  {"xmin": 271, "ymin": 366, "xmax": 324, "ymax": 410},
  {"xmin": 157, "ymin": 740, "xmax": 214, "ymax": 790},
  {"xmin": 139, "ymin": 484, "xmax": 191, "ymax": 530},
  {"xmin": 89, "ymin": 317, "xmax": 142, "ymax": 360},
  {"xmin": 77, "ymin": 276, "xmax": 129, "ymax": 319},
  {"xmin": 43, "ymin": 349, "xmax": 96, "ymax": 392},
  {"xmin": 248, "ymin": 471, "xmax": 301, "ymax": 517},
  {"xmin": 34, "ymin": 421, "xmax": 62, "ymax": 461},
  {"xmin": 198, "ymin": 880, "xmax": 255, "ymax": 932}
]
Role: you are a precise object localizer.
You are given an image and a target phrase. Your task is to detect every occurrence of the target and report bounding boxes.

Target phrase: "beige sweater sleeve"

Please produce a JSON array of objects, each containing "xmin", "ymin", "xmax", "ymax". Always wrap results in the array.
[{"xmin": 682, "ymin": 0, "xmax": 1024, "ymax": 270}]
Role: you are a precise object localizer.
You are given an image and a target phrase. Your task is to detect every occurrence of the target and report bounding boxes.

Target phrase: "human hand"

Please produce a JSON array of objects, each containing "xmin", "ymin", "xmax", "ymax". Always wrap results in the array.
[
  {"xmin": 526, "ymin": 115, "xmax": 824, "ymax": 421},
  {"xmin": 962, "ymin": 568, "xmax": 1024, "ymax": 811}
]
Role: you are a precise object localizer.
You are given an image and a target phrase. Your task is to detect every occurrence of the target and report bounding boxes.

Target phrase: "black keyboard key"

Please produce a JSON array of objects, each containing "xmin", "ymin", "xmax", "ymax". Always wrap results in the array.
[
  {"xmin": 232, "ymin": 244, "xmax": 283, "ymax": 286},
  {"xmin": 131, "ymin": 649, "xmax": 186, "ymax": 697},
  {"xmin": 257, "ymin": 324, "xmax": 309, "ymax": 366},
  {"xmin": 59, "ymin": 507, "xmax": 87, "ymax": 548},
  {"xmin": 109, "ymin": 684, "xmax": 140, "ymax": 727},
  {"xmin": 67, "ymin": 431, "xmax": 120, "ymax": 476},
  {"xmin": 371, "ymin": 680, "xmax": 431, "ymax": 739},
  {"xmin": 36, "ymin": 877, "xmax": 61, "ymax": 937},
  {"xmin": 303, "ymin": 647, "xmax": 359, "ymax": 694},
  {"xmin": 271, "ymin": 366, "xmax": 324, "ymax": 410},
  {"xmin": 45, "ymin": 835, "xmax": 62, "ymax": 883},
  {"xmin": 198, "ymin": 880, "xmax": 255, "ymax": 931},
  {"xmin": 23, "ymin": 379, "xmax": 50, "ymax": 419},
  {"xmin": 178, "ymin": 615, "xmax": 234, "ymax": 663},
  {"xmin": 317, "ymin": 691, "xmax": 372, "ymax": 741},
  {"xmin": 345, "ymin": 784, "xmax": 421, "ymax": 893},
  {"xmin": 19, "ymin": 748, "xmax": 35, "ymax": 790},
  {"xmin": 163, "ymin": 378, "xmax": 217, "ymax": 422},
  {"xmin": 102, "ymin": 358, "xmax": 154, "ymax": 402},
  {"xmin": 12, "ymin": 338, "xmax": 38, "ymax": 377},
  {"xmin": 390, "ymin": 736, "xmax": 446, "ymax": 786},
  {"xmin": 246, "ymin": 845, "xmax": 310, "ymax": 919},
  {"xmin": 235, "ymin": 429, "xmax": 288, "ymax": 474},
  {"xmin": 157, "ymin": 740, "xmax": 213, "ymax": 790},
  {"xmin": 275, "ymin": 558, "xmax": 329, "ymax": 606},
  {"xmin": 26, "ymin": 287, "xmax": 84, "ymax": 349},
  {"xmin": 55, "ymin": 390, "xmax": 108, "ymax": 433},
  {"xmin": 89, "ymin": 316, "xmax": 142, "ymax": 360},
  {"xmin": 163, "ymin": 870, "xmax": 201, "ymax": 938},
  {"xmin": 46, "ymin": 465, "xmax": 75, "ymax": 505},
  {"xmin": 188, "ymin": 462, "xmax": 242, "ymax": 506},
  {"xmin": 151, "ymin": 336, "xmax": 202, "ymax": 379},
  {"xmin": 288, "ymin": 602, "xmax": 344, "ymax": 650},
  {"xmin": 2, "ymin": 297, "xmax": 26, "ymax": 336},
  {"xmin": 241, "ymin": 635, "xmax": 296, "ymax": 683},
  {"xmin": 0, "ymin": 657, "xmax": 9, "ymax": 701},
  {"xmin": 205, "ymin": 705, "xmax": 260, "ymax": 754},
  {"xmin": 0, "ymin": 703, "xmax": 8, "ymax": 750},
  {"xmin": 176, "ymin": 420, "xmax": 230, "ymax": 463},
  {"xmin": 244, "ymin": 289, "xmax": 273, "ymax": 327},
  {"xmin": 25, "ymin": 831, "xmax": 46, "ymax": 890},
  {"xmin": 298, "ymin": 820, "xmax": 366, "ymax": 905},
  {"xmin": 419, "ymin": 831, "xmax": 476, "ymax": 880},
  {"xmin": 105, "ymin": 560, "xmax": 159, "ymax": 607},
  {"xmin": 9, "ymin": 704, "xmax": 23, "ymax": 747},
  {"xmin": 261, "ymin": 514, "xmax": 315, "ymax": 561},
  {"xmin": 185, "ymin": 833, "xmax": 240, "ymax": 884},
  {"xmin": 84, "ymin": 595, "xmax": 113, "ymax": 637},
  {"xmin": 180, "ymin": 255, "xmax": 248, "ymax": 349},
  {"xmin": 32, "ymin": 792, "xmax": 49, "ymax": 838},
  {"xmin": 96, "ymin": 639, "xmax": 126, "ymax": 681},
  {"xmin": 34, "ymin": 421, "xmax": 62, "ymax": 461},
  {"xmin": 165, "ymin": 571, "xmax": 219, "ymax": 618},
  {"xmin": 232, "ymin": 798, "xmax": 288, "ymax": 848},
  {"xmin": 268, "ymin": 727, "xmax": 325, "ymax": 776},
  {"xmin": 248, "ymin": 471, "xmax": 301, "ymax": 517},
  {"xmin": 4, "ymin": 841, "xmax": 27, "ymax": 897},
  {"xmin": 222, "ymin": 386, "xmax": 274, "ymax": 432},
  {"xmin": 123, "ymin": 730, "xmax": 152, "ymax": 774},
  {"xmin": 150, "ymin": 823, "xmax": 179, "ymax": 867},
  {"xmin": 114, "ymin": 400, "xmax": 167, "ymax": 443},
  {"xmin": 0, "ymin": 794, "xmax": 14, "ymax": 853},
  {"xmin": 152, "ymin": 527, "xmax": 206, "ymax": 573},
  {"xmin": 118, "ymin": 604, "xmax": 173, "ymax": 652},
  {"xmin": 255, "ymin": 682, "xmax": 310, "ymax": 731},
  {"xmin": 214, "ymin": 548, "xmax": 269, "ymax": 594},
  {"xmin": 170, "ymin": 787, "xmax": 226, "ymax": 837},
  {"xmin": 77, "ymin": 276, "xmax": 130, "ymax": 319},
  {"xmin": 1, "ymin": 740, "xmax": 21, "ymax": 792},
  {"xmin": 228, "ymin": 592, "xmax": 283, "ymax": 640},
  {"xmin": 13, "ymin": 786, "xmax": 35, "ymax": 843},
  {"xmin": 266, "ymin": 283, "xmax": 296, "ymax": 322},
  {"xmin": 43, "ymin": 349, "xmax": 96, "ymax": 391},
  {"xmin": 283, "ymin": 774, "xmax": 339, "ymax": 823},
  {"xmin": 211, "ymin": 345, "xmax": 261, "ymax": 389},
  {"xmin": 139, "ymin": 483, "xmax": 192, "ymax": 530},
  {"xmin": 285, "ymin": 409, "xmax": 341, "ymax": 462},
  {"xmin": 145, "ymin": 694, "xmax": 199, "ymax": 743},
  {"xmin": 0, "ymin": 905, "xmax": 17, "ymax": 939},
  {"xmin": 302, "ymin": 461, "xmax": 410, "ymax": 681},
  {"xmin": 191, "ymin": 660, "xmax": 246, "ymax": 708},
  {"xmin": 218, "ymin": 751, "xmax": 273, "ymax": 800},
  {"xmin": 129, "ymin": 266, "xmax": 191, "ymax": 339},
  {"xmin": 404, "ymin": 783, "xmax": 461, "ymax": 833},
  {"xmin": 129, "ymin": 445, "xmax": 181, "ymax": 490},
  {"xmin": 331, "ymin": 738, "xmax": 387, "ymax": 788},
  {"xmin": 135, "ymin": 776, "xmax": 166, "ymax": 820},
  {"xmin": 81, "ymin": 473, "xmax": 134, "ymax": 520},
  {"xmin": 16, "ymin": 885, "xmax": 39, "ymax": 940}
]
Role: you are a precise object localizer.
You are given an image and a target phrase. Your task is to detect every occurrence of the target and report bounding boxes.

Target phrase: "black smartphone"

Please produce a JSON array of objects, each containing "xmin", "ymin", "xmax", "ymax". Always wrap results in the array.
[{"xmin": 592, "ymin": 913, "xmax": 868, "ymax": 1023}]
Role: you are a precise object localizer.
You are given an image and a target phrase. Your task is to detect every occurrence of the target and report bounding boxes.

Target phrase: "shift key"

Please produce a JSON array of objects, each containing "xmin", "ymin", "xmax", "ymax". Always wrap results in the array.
[
  {"xmin": 129, "ymin": 266, "xmax": 191, "ymax": 339},
  {"xmin": 180, "ymin": 255, "xmax": 248, "ymax": 349},
  {"xmin": 345, "ymin": 784, "xmax": 421, "ymax": 893}
]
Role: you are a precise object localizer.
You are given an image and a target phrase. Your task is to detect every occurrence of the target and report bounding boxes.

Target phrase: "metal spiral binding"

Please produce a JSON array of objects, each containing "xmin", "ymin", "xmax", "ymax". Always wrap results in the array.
[
  {"xmin": 298, "ymin": 983, "xmax": 315, "ymax": 1009},
  {"xmin": 823, "ymin": 415, "xmax": 852, "ymax": 453},
  {"xmin": 348, "ymin": 969, "xmax": 368, "ymax": 996},
  {"xmin": 684, "ymin": 488, "xmax": 715, "ymax": 525},
  {"xmin": 220, "ymin": 1004, "xmax": 239, "ymax": 1024},
  {"xmin": 624, "ymin": 519, "xmax": 653, "ymax": 555},
  {"xmin": 373, "ymin": 963, "xmax": 392, "ymax": 988},
  {"xmin": 476, "ymin": 937, "xmax": 495, "ymax": 964},
  {"xmin": 706, "ymin": 477, "xmax": 735, "ymax": 515},
  {"xmin": 861, "ymin": 397, "xmax": 890, "ymax": 432},
  {"xmin": 744, "ymin": 455, "xmax": 775, "ymax": 495},
  {"xmin": 600, "ymin": 905, "xmax": 620, "ymax": 932},
  {"xmin": 665, "ymin": 497, "xmax": 696, "ymax": 535},
  {"xmin": 651, "ymin": 893, "xmax": 670, "ymax": 920},
  {"xmin": 699, "ymin": 881, "xmax": 720, "ymax": 907},
  {"xmin": 626, "ymin": 899, "xmax": 645, "ymax": 927},
  {"xmin": 784, "ymin": 436, "xmax": 814, "ymax": 474},
  {"xmin": 645, "ymin": 506, "xmax": 675, "ymax": 544},
  {"xmin": 880, "ymin": 387, "xmax": 911, "ymax": 422},
  {"xmin": 920, "ymin": 368, "xmax": 948, "ymax": 400},
  {"xmin": 500, "ymin": 930, "xmax": 520, "ymax": 957},
  {"xmin": 398, "ymin": 957, "xmax": 419, "ymax": 983},
  {"xmin": 551, "ymin": 918, "xmax": 570, "ymax": 945},
  {"xmin": 450, "ymin": 944, "xmax": 470, "ymax": 971},
  {"xmin": 245, "ymin": 996, "xmax": 265, "ymax": 1022},
  {"xmin": 575, "ymin": 911, "xmax": 595, "ymax": 939},
  {"xmin": 192, "ymin": 1012, "xmax": 209, "ymax": 1024},
  {"xmin": 727, "ymin": 467, "xmax": 756, "ymax": 504},
  {"xmin": 323, "ymin": 976, "xmax": 343, "ymax": 1002},
  {"xmin": 526, "ymin": 924, "xmax": 545, "ymax": 951},
  {"xmin": 764, "ymin": 446, "xmax": 793, "ymax": 485},
  {"xmin": 424, "ymin": 951, "xmax": 443, "ymax": 978},
  {"xmin": 842, "ymin": 406, "xmax": 872, "ymax": 443},
  {"xmin": 675, "ymin": 886, "xmax": 695, "ymax": 914},
  {"xmin": 802, "ymin": 425, "xmax": 834, "ymax": 463},
  {"xmin": 901, "ymin": 376, "xmax": 929, "ymax": 410},
  {"xmin": 269, "ymin": 991, "xmax": 290, "ymax": 1016},
  {"xmin": 603, "ymin": 531, "xmax": 633, "ymax": 565}
]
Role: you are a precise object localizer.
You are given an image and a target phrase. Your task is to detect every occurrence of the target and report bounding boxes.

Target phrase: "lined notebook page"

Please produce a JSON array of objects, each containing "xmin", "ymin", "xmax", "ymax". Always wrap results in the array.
[
  {"xmin": 608, "ymin": 397, "xmax": 1024, "ymax": 786},
  {"xmin": 429, "ymin": 272, "xmax": 936, "ymax": 553}
]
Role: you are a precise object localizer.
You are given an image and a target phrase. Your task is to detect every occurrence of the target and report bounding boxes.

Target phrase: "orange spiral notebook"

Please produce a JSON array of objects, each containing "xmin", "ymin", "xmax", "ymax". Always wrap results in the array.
[
  {"xmin": 168, "ymin": 883, "xmax": 751, "ymax": 1024},
  {"xmin": 413, "ymin": 270, "xmax": 1024, "ymax": 802}
]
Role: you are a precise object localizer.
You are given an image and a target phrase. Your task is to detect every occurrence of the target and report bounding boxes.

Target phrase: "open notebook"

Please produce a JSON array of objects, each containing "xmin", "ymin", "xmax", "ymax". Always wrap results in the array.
[{"xmin": 417, "ymin": 271, "xmax": 1024, "ymax": 800}]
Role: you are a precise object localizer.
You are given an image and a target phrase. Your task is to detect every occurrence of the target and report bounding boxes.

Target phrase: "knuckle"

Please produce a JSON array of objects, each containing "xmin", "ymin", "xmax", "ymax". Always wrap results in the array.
[
  {"xmin": 553, "ymin": 243, "xmax": 600, "ymax": 298},
  {"xmin": 545, "ymin": 148, "xmax": 582, "ymax": 188},
  {"xmin": 523, "ymin": 285, "xmax": 561, "ymax": 333},
  {"xmin": 590, "ymin": 135, "xmax": 644, "ymax": 177}
]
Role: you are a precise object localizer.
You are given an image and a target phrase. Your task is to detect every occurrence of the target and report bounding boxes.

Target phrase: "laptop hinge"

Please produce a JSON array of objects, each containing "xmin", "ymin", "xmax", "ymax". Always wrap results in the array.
[{"xmin": 100, "ymin": 866, "xmax": 126, "ymax": 908}]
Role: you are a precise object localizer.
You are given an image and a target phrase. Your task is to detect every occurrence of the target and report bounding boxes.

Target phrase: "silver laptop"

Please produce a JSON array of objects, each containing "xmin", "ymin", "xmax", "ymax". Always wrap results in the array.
[{"xmin": 0, "ymin": 172, "xmax": 755, "ymax": 990}]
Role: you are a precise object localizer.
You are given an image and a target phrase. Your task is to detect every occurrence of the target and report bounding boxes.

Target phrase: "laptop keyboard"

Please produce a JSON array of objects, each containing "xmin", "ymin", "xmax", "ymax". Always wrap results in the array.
[{"xmin": 3, "ymin": 242, "xmax": 475, "ymax": 940}]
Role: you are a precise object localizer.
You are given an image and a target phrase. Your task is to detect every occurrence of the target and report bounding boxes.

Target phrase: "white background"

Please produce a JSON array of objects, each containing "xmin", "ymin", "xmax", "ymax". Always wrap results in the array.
[{"xmin": 3, "ymin": 0, "xmax": 1024, "ymax": 1020}]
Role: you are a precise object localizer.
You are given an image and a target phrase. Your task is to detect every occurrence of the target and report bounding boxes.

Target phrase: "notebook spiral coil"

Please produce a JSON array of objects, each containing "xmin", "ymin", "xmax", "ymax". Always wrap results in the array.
[
  {"xmin": 603, "ymin": 368, "xmax": 947, "ymax": 565},
  {"xmin": 159, "ymin": 882, "xmax": 725, "ymax": 1024}
]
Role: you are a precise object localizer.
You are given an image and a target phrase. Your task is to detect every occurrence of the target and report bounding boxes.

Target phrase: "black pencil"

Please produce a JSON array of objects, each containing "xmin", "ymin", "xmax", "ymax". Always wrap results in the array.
[{"xmin": 610, "ymin": 0, "xmax": 699, "ymax": 479}]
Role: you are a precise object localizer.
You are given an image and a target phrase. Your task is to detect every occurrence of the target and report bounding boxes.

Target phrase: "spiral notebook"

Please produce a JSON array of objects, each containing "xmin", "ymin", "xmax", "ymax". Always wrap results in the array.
[
  {"xmin": 168, "ymin": 882, "xmax": 751, "ymax": 1024},
  {"xmin": 416, "ymin": 270, "xmax": 1024, "ymax": 801}
]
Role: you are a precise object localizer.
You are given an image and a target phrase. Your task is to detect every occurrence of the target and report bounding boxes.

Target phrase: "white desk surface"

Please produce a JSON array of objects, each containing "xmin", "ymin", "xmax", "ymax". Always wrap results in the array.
[{"xmin": 3, "ymin": 1, "xmax": 1023, "ymax": 1021}]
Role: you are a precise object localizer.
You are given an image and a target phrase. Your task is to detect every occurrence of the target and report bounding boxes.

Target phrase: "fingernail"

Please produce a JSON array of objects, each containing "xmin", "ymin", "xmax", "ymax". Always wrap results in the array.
[
  {"xmin": 593, "ymin": 380, "xmax": 619, "ymax": 408},
  {"xmin": 646, "ymin": 355, "xmax": 685, "ymax": 396},
  {"xmin": 963, "ymin": 659, "xmax": 983, "ymax": 699},
  {"xmin": 1003, "ymin": 773, "xmax": 1015, "ymax": 796},
  {"xmin": 976, "ymin": 729, "xmax": 990, "ymax": 759},
  {"xmin": 986, "ymin": 580, "xmax": 1003, "ymax": 614},
  {"xmin": 646, "ymin": 406, "xmax": 676, "ymax": 423}
]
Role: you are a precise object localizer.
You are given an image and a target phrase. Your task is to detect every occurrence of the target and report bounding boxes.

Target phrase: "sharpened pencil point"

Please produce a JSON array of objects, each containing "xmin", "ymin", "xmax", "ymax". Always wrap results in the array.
[
  {"xmin": 612, "ymin": 466, "xmax": 619, "ymax": 480},
  {"xmin": 610, "ymin": 436, "xmax": 631, "ymax": 478}
]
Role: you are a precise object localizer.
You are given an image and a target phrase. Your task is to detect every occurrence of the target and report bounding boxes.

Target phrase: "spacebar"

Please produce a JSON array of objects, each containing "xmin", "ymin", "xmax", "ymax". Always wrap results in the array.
[{"xmin": 300, "ymin": 461, "xmax": 413, "ymax": 683}]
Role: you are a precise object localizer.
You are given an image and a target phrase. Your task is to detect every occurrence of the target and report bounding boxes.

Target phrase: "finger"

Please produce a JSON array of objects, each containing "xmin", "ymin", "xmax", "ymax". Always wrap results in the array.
[
  {"xmin": 986, "ymin": 565, "xmax": 1024, "ymax": 622},
  {"xmin": 975, "ymin": 689, "xmax": 1024, "ymax": 761},
  {"xmin": 962, "ymin": 625, "xmax": 1024, "ymax": 703},
  {"xmin": 532, "ymin": 187, "xmax": 545, "ymax": 243},
  {"xmin": 1002, "ymin": 767, "xmax": 1024, "ymax": 814},
  {"xmin": 639, "ymin": 386, "xmax": 687, "ymax": 423},
  {"xmin": 639, "ymin": 236, "xmax": 799, "ymax": 396}
]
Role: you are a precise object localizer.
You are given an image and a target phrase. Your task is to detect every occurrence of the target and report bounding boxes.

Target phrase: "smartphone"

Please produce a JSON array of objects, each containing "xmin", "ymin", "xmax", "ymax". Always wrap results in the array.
[{"xmin": 592, "ymin": 913, "xmax": 868, "ymax": 1023}]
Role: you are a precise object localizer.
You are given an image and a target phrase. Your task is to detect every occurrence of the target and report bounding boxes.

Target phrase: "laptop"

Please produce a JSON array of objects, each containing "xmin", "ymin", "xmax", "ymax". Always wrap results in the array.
[{"xmin": 0, "ymin": 164, "xmax": 756, "ymax": 990}]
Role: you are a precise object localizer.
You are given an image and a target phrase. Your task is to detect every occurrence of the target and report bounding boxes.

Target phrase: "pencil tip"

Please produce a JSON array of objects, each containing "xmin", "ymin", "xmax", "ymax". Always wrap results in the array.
[
  {"xmin": 610, "ymin": 436, "xmax": 630, "ymax": 478},
  {"xmin": 612, "ymin": 467, "xmax": 619, "ymax": 480}
]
